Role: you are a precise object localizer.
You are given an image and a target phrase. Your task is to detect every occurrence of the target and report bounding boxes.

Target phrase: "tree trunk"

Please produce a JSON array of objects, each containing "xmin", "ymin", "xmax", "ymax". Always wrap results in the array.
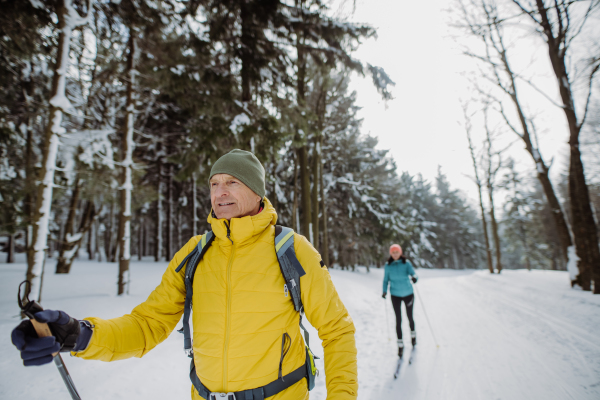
[
  {"xmin": 138, "ymin": 212, "xmax": 143, "ymax": 261},
  {"xmin": 177, "ymin": 203, "xmax": 182, "ymax": 250},
  {"xmin": 87, "ymin": 223, "xmax": 93, "ymax": 260},
  {"xmin": 298, "ymin": 146, "xmax": 311, "ymax": 238},
  {"xmin": 240, "ymin": 0, "xmax": 251, "ymax": 103},
  {"xmin": 26, "ymin": 0, "xmax": 91, "ymax": 302},
  {"xmin": 24, "ymin": 108, "xmax": 34, "ymax": 253},
  {"xmin": 165, "ymin": 164, "xmax": 174, "ymax": 261},
  {"xmin": 192, "ymin": 174, "xmax": 198, "ymax": 237},
  {"xmin": 59, "ymin": 201, "xmax": 96, "ymax": 274},
  {"xmin": 488, "ymin": 187, "xmax": 502, "ymax": 273},
  {"xmin": 465, "ymin": 121, "xmax": 494, "ymax": 273},
  {"xmin": 295, "ymin": 2, "xmax": 310, "ymax": 238},
  {"xmin": 6, "ymin": 234, "xmax": 15, "ymax": 263},
  {"xmin": 532, "ymin": 0, "xmax": 600, "ymax": 292},
  {"xmin": 311, "ymin": 138, "xmax": 320, "ymax": 247},
  {"xmin": 155, "ymin": 161, "xmax": 164, "ymax": 262},
  {"xmin": 143, "ymin": 213, "xmax": 148, "ymax": 257},
  {"xmin": 320, "ymin": 148, "xmax": 329, "ymax": 267},
  {"xmin": 56, "ymin": 177, "xmax": 82, "ymax": 273},
  {"xmin": 117, "ymin": 30, "xmax": 135, "ymax": 295},
  {"xmin": 94, "ymin": 218, "xmax": 100, "ymax": 261},
  {"xmin": 105, "ymin": 202, "xmax": 114, "ymax": 263},
  {"xmin": 485, "ymin": 122, "xmax": 502, "ymax": 274},
  {"xmin": 292, "ymin": 153, "xmax": 299, "ymax": 232}
]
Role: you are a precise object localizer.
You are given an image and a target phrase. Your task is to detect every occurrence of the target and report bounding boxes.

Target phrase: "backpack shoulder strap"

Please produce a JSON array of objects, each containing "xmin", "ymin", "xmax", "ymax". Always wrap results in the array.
[
  {"xmin": 274, "ymin": 225, "xmax": 306, "ymax": 313},
  {"xmin": 176, "ymin": 231, "xmax": 215, "ymax": 357}
]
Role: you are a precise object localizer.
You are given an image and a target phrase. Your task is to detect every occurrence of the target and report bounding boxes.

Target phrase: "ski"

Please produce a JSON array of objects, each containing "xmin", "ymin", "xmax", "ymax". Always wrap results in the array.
[
  {"xmin": 408, "ymin": 348, "xmax": 416, "ymax": 365},
  {"xmin": 393, "ymin": 358, "xmax": 402, "ymax": 379}
]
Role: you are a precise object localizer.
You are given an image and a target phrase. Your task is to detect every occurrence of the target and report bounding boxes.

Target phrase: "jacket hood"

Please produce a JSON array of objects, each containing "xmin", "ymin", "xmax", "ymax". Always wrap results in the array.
[{"xmin": 207, "ymin": 197, "xmax": 278, "ymax": 246}]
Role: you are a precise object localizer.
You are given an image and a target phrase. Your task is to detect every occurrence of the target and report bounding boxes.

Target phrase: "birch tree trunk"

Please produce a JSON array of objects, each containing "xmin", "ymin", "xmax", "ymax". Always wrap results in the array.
[
  {"xmin": 117, "ymin": 31, "xmax": 135, "ymax": 295},
  {"xmin": 25, "ymin": 0, "xmax": 92, "ymax": 301}
]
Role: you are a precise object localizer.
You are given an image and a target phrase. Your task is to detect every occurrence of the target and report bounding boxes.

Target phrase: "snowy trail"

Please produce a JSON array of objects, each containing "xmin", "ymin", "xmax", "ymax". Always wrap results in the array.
[
  {"xmin": 1, "ymin": 258, "xmax": 599, "ymax": 399},
  {"xmin": 327, "ymin": 267, "xmax": 600, "ymax": 400}
]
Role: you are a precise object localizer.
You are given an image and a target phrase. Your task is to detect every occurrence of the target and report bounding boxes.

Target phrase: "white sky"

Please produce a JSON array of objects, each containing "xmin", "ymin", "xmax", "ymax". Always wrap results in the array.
[{"xmin": 339, "ymin": 0, "xmax": 582, "ymax": 205}]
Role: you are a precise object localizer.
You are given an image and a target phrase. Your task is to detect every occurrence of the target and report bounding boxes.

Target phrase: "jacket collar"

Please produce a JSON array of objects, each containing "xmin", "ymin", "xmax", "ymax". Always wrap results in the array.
[{"xmin": 207, "ymin": 197, "xmax": 278, "ymax": 246}]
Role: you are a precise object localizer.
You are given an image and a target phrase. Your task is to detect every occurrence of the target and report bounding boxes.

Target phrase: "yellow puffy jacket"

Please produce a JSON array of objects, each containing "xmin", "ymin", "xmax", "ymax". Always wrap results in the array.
[{"xmin": 76, "ymin": 198, "xmax": 358, "ymax": 399}]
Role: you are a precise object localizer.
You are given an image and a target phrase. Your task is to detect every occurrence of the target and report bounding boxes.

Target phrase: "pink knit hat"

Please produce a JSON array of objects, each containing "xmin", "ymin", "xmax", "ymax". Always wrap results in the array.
[{"xmin": 389, "ymin": 244, "xmax": 402, "ymax": 256}]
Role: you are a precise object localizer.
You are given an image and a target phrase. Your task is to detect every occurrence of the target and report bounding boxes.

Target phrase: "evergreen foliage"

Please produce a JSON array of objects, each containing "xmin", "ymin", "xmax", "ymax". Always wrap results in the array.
[{"xmin": 1, "ymin": 0, "xmax": 577, "ymax": 292}]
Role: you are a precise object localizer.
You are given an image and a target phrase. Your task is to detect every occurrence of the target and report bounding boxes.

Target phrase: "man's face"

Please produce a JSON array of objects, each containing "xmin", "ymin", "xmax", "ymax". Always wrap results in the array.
[
  {"xmin": 390, "ymin": 249, "xmax": 402, "ymax": 260},
  {"xmin": 210, "ymin": 173, "xmax": 261, "ymax": 220}
]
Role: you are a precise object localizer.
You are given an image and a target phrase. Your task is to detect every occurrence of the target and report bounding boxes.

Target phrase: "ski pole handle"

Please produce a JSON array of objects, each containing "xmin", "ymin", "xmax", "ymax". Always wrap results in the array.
[
  {"xmin": 30, "ymin": 319, "xmax": 59, "ymax": 357},
  {"xmin": 18, "ymin": 280, "xmax": 58, "ymax": 355}
]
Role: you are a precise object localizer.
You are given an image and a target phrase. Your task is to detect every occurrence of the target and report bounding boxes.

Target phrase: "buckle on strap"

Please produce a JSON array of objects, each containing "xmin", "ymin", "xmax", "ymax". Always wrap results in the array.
[{"xmin": 209, "ymin": 393, "xmax": 236, "ymax": 400}]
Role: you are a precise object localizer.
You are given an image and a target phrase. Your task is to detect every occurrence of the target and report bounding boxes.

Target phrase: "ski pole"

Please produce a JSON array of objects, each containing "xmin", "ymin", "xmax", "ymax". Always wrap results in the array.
[
  {"xmin": 413, "ymin": 284, "xmax": 439, "ymax": 348},
  {"xmin": 383, "ymin": 297, "xmax": 392, "ymax": 342},
  {"xmin": 18, "ymin": 281, "xmax": 82, "ymax": 400}
]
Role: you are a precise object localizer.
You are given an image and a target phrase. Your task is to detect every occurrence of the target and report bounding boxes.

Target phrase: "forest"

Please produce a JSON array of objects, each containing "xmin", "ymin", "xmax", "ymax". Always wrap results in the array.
[{"xmin": 1, "ymin": 0, "xmax": 599, "ymax": 299}]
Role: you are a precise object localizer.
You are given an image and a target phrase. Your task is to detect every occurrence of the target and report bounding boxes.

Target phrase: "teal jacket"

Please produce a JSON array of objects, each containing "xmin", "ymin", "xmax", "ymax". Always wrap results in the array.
[{"xmin": 383, "ymin": 259, "xmax": 418, "ymax": 297}]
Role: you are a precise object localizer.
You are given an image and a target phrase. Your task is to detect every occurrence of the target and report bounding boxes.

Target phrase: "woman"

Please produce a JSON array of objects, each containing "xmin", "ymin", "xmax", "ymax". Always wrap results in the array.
[{"xmin": 382, "ymin": 244, "xmax": 418, "ymax": 358}]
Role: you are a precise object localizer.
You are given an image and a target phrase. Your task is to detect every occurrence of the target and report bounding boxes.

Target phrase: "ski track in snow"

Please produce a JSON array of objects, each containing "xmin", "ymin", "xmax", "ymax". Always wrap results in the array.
[{"xmin": 1, "ymin": 256, "xmax": 599, "ymax": 400}]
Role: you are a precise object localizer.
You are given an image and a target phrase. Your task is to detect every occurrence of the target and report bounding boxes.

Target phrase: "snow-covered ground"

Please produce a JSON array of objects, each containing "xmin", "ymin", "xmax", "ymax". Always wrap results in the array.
[{"xmin": 1, "ymin": 256, "xmax": 599, "ymax": 399}]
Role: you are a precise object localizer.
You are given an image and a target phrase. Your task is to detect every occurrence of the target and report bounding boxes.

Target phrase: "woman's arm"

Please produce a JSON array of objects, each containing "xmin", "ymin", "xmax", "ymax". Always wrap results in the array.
[{"xmin": 382, "ymin": 265, "xmax": 390, "ymax": 294}]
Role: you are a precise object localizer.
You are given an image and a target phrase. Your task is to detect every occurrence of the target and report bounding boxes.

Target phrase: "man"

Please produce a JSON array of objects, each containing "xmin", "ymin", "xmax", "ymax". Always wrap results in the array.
[{"xmin": 12, "ymin": 149, "xmax": 358, "ymax": 399}]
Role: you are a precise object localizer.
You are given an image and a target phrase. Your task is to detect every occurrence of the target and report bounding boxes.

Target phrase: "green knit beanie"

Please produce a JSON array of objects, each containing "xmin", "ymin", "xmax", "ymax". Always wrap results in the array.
[{"xmin": 209, "ymin": 149, "xmax": 266, "ymax": 198}]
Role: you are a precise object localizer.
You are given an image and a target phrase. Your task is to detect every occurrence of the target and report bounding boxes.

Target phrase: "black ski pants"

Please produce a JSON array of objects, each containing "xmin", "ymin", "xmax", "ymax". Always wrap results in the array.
[{"xmin": 390, "ymin": 294, "xmax": 415, "ymax": 340}]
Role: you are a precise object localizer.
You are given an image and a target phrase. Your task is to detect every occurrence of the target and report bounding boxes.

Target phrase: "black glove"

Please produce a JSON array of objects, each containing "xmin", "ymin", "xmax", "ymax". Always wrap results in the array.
[
  {"xmin": 11, "ymin": 310, "xmax": 88, "ymax": 366},
  {"xmin": 382, "ymin": 293, "xmax": 387, "ymax": 299},
  {"xmin": 411, "ymin": 276, "xmax": 418, "ymax": 284}
]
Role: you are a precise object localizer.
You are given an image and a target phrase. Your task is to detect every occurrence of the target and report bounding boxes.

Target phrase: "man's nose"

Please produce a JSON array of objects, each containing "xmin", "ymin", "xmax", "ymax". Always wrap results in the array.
[{"xmin": 213, "ymin": 185, "xmax": 229, "ymax": 197}]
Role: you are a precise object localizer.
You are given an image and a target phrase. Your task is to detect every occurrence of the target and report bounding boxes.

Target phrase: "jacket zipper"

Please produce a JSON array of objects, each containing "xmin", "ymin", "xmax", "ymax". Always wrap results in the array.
[{"xmin": 223, "ymin": 221, "xmax": 235, "ymax": 390}]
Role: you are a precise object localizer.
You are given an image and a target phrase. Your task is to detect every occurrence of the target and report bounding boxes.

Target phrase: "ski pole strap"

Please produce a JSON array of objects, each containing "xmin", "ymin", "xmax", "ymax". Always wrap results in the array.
[
  {"xmin": 177, "ymin": 231, "xmax": 215, "ymax": 357},
  {"xmin": 190, "ymin": 359, "xmax": 306, "ymax": 400}
]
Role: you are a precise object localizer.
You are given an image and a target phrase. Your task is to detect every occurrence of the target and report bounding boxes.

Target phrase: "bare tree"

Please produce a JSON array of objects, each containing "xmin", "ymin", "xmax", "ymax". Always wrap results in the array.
[
  {"xmin": 464, "ymin": 104, "xmax": 495, "ymax": 273},
  {"xmin": 25, "ymin": 0, "xmax": 93, "ymax": 302},
  {"xmin": 456, "ymin": 0, "xmax": 573, "ymax": 273},
  {"xmin": 510, "ymin": 0, "xmax": 600, "ymax": 291}
]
